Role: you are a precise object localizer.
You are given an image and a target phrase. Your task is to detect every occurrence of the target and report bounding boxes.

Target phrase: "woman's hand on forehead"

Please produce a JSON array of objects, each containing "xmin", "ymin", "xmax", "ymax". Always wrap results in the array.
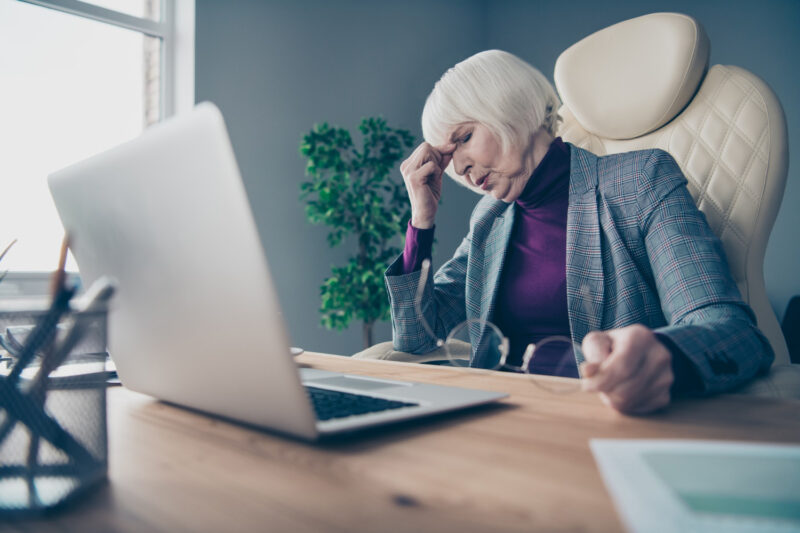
[{"xmin": 400, "ymin": 141, "xmax": 456, "ymax": 229}]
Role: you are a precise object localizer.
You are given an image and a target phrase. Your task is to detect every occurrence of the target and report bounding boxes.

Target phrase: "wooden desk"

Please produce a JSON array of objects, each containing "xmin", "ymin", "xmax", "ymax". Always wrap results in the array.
[{"xmin": 4, "ymin": 353, "xmax": 799, "ymax": 533}]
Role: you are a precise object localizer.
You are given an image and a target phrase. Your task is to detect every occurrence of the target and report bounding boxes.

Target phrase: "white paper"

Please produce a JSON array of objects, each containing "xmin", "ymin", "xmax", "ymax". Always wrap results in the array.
[{"xmin": 590, "ymin": 439, "xmax": 800, "ymax": 533}]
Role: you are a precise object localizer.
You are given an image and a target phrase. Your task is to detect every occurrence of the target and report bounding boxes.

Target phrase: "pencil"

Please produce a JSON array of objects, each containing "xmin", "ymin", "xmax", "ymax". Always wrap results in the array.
[{"xmin": 50, "ymin": 234, "xmax": 70, "ymax": 299}]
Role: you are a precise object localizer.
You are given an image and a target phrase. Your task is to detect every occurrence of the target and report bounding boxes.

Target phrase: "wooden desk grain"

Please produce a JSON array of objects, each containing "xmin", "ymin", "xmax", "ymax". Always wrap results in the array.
[{"xmin": 4, "ymin": 353, "xmax": 799, "ymax": 533}]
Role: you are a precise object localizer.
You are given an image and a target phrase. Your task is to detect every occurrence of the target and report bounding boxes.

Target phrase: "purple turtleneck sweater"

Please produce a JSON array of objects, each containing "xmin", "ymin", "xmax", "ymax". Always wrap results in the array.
[{"xmin": 493, "ymin": 137, "xmax": 575, "ymax": 375}]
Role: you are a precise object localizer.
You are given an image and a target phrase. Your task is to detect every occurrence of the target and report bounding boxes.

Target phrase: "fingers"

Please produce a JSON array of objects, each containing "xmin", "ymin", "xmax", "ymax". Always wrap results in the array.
[
  {"xmin": 579, "ymin": 331, "xmax": 612, "ymax": 379},
  {"xmin": 579, "ymin": 361, "xmax": 600, "ymax": 378},
  {"xmin": 602, "ymin": 348, "xmax": 672, "ymax": 410},
  {"xmin": 582, "ymin": 325, "xmax": 674, "ymax": 414},
  {"xmin": 583, "ymin": 325, "xmax": 648, "ymax": 393},
  {"xmin": 435, "ymin": 142, "xmax": 457, "ymax": 155},
  {"xmin": 414, "ymin": 160, "xmax": 438, "ymax": 183},
  {"xmin": 582, "ymin": 330, "xmax": 613, "ymax": 364},
  {"xmin": 628, "ymin": 389, "xmax": 671, "ymax": 414},
  {"xmin": 401, "ymin": 142, "xmax": 452, "ymax": 229},
  {"xmin": 601, "ymin": 364, "xmax": 673, "ymax": 414},
  {"xmin": 435, "ymin": 142, "xmax": 457, "ymax": 170},
  {"xmin": 404, "ymin": 142, "xmax": 450, "ymax": 171},
  {"xmin": 604, "ymin": 386, "xmax": 671, "ymax": 415},
  {"xmin": 437, "ymin": 143, "xmax": 456, "ymax": 177},
  {"xmin": 402, "ymin": 144, "xmax": 450, "ymax": 187},
  {"xmin": 439, "ymin": 150, "xmax": 454, "ymax": 174}
]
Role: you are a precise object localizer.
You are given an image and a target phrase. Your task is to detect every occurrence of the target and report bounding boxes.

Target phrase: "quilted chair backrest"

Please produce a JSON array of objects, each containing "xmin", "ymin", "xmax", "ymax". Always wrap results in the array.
[{"xmin": 554, "ymin": 12, "xmax": 790, "ymax": 364}]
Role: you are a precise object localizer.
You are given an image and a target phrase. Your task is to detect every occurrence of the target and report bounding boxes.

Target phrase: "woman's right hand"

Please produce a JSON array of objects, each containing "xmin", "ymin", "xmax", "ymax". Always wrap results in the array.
[{"xmin": 400, "ymin": 142, "xmax": 456, "ymax": 229}]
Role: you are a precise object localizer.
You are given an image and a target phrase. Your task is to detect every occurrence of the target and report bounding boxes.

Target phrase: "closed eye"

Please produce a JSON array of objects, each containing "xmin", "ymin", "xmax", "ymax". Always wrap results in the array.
[{"xmin": 460, "ymin": 132, "xmax": 472, "ymax": 144}]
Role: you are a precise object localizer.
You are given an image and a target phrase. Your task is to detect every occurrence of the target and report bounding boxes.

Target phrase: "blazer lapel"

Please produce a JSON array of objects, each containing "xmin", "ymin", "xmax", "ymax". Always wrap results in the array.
[
  {"xmin": 480, "ymin": 202, "xmax": 515, "ymax": 323},
  {"xmin": 469, "ymin": 199, "xmax": 514, "ymax": 368},
  {"xmin": 566, "ymin": 145, "xmax": 605, "ymax": 353}
]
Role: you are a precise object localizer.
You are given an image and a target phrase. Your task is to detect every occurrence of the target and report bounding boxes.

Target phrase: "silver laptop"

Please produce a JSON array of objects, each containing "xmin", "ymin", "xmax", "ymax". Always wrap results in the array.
[{"xmin": 47, "ymin": 102, "xmax": 506, "ymax": 441}]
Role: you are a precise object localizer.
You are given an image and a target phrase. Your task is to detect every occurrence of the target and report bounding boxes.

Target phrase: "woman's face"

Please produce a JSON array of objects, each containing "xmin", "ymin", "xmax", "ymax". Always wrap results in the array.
[{"xmin": 448, "ymin": 123, "xmax": 534, "ymax": 202}]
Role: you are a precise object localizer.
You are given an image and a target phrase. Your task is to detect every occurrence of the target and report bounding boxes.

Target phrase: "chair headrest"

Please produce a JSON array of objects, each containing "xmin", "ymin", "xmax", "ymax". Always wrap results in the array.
[{"xmin": 554, "ymin": 13, "xmax": 710, "ymax": 140}]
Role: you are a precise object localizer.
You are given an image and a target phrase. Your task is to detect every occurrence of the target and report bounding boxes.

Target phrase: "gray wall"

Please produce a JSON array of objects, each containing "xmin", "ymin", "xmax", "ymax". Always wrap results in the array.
[
  {"xmin": 196, "ymin": 0, "xmax": 484, "ymax": 355},
  {"xmin": 196, "ymin": 0, "xmax": 799, "ymax": 356}
]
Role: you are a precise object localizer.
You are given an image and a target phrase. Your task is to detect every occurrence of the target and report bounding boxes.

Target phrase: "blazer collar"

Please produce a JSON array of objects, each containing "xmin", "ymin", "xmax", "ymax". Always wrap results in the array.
[
  {"xmin": 564, "ymin": 143, "xmax": 605, "ymax": 355},
  {"xmin": 567, "ymin": 143, "xmax": 600, "ymax": 196},
  {"xmin": 480, "ymin": 200, "xmax": 515, "ymax": 323},
  {"xmin": 479, "ymin": 143, "xmax": 598, "ymax": 208}
]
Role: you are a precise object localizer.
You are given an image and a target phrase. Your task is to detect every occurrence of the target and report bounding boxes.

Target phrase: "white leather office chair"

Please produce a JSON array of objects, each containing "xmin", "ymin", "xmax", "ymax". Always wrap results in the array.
[{"xmin": 554, "ymin": 12, "xmax": 791, "ymax": 368}]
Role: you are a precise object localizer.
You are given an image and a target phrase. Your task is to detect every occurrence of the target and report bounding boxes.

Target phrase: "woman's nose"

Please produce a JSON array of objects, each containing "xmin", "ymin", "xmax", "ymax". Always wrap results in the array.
[{"xmin": 452, "ymin": 151, "xmax": 470, "ymax": 176}]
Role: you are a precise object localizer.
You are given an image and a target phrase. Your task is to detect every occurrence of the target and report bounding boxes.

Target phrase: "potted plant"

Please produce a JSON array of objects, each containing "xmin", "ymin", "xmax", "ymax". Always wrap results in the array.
[{"xmin": 299, "ymin": 118, "xmax": 415, "ymax": 349}]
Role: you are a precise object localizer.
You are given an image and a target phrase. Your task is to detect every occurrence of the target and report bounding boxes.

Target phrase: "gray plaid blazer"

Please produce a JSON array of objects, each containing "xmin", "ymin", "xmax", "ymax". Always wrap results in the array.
[{"xmin": 385, "ymin": 144, "xmax": 774, "ymax": 394}]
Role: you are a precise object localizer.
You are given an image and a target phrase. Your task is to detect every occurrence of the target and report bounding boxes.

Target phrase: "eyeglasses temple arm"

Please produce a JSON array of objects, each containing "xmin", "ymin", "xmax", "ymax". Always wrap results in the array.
[{"xmin": 413, "ymin": 259, "xmax": 444, "ymax": 348}]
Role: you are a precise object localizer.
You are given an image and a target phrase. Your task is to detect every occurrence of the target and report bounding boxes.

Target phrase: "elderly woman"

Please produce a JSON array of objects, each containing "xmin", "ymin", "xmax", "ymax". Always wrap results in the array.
[{"xmin": 386, "ymin": 50, "xmax": 773, "ymax": 414}]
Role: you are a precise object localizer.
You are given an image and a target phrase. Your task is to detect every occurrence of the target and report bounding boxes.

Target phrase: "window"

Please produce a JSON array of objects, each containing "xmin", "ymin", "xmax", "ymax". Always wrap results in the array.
[
  {"xmin": 78, "ymin": 0, "xmax": 163, "ymax": 21},
  {"xmin": 0, "ymin": 0, "xmax": 193, "ymax": 294}
]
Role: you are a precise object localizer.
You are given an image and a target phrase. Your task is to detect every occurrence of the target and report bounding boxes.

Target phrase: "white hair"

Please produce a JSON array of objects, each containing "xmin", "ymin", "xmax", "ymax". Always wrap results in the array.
[{"xmin": 421, "ymin": 50, "xmax": 561, "ymax": 157}]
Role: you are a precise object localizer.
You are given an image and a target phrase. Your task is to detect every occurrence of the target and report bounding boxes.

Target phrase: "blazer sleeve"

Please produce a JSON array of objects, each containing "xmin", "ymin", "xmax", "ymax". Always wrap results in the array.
[
  {"xmin": 385, "ymin": 232, "xmax": 471, "ymax": 354},
  {"xmin": 637, "ymin": 150, "xmax": 774, "ymax": 394}
]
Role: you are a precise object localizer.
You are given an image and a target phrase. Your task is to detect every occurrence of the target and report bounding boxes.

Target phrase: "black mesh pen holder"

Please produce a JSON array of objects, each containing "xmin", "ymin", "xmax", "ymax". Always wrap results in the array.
[{"xmin": 0, "ymin": 280, "xmax": 114, "ymax": 515}]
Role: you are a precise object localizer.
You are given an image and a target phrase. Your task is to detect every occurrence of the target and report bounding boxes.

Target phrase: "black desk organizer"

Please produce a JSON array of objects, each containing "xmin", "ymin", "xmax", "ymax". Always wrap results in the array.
[{"xmin": 0, "ymin": 283, "xmax": 113, "ymax": 515}]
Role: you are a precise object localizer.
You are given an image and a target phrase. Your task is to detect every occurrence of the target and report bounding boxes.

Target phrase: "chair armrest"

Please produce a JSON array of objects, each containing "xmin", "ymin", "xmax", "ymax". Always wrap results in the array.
[
  {"xmin": 730, "ymin": 364, "xmax": 800, "ymax": 400},
  {"xmin": 351, "ymin": 341, "xmax": 451, "ymax": 364}
]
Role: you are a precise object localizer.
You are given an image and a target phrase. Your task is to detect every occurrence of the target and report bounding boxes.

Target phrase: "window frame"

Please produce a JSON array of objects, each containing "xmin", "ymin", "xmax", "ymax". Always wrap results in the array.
[
  {"xmin": 1, "ymin": 0, "xmax": 194, "ymax": 293},
  {"xmin": 18, "ymin": 0, "xmax": 195, "ymax": 119}
]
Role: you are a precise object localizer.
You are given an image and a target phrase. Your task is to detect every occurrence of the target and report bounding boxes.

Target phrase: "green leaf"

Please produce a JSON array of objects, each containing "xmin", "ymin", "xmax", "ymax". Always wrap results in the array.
[{"xmin": 299, "ymin": 117, "xmax": 415, "ymax": 337}]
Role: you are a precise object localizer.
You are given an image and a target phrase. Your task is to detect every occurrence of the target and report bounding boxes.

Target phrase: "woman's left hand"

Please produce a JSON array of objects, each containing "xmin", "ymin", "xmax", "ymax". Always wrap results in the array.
[{"xmin": 580, "ymin": 324, "xmax": 673, "ymax": 414}]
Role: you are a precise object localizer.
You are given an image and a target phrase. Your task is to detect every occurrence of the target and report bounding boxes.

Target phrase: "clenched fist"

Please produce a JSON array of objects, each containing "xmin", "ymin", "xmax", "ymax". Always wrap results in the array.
[{"xmin": 580, "ymin": 324, "xmax": 674, "ymax": 414}]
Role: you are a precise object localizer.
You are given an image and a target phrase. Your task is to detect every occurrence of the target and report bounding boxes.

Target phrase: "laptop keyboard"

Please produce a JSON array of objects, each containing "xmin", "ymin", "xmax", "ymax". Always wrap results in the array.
[{"xmin": 305, "ymin": 386, "xmax": 419, "ymax": 421}]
